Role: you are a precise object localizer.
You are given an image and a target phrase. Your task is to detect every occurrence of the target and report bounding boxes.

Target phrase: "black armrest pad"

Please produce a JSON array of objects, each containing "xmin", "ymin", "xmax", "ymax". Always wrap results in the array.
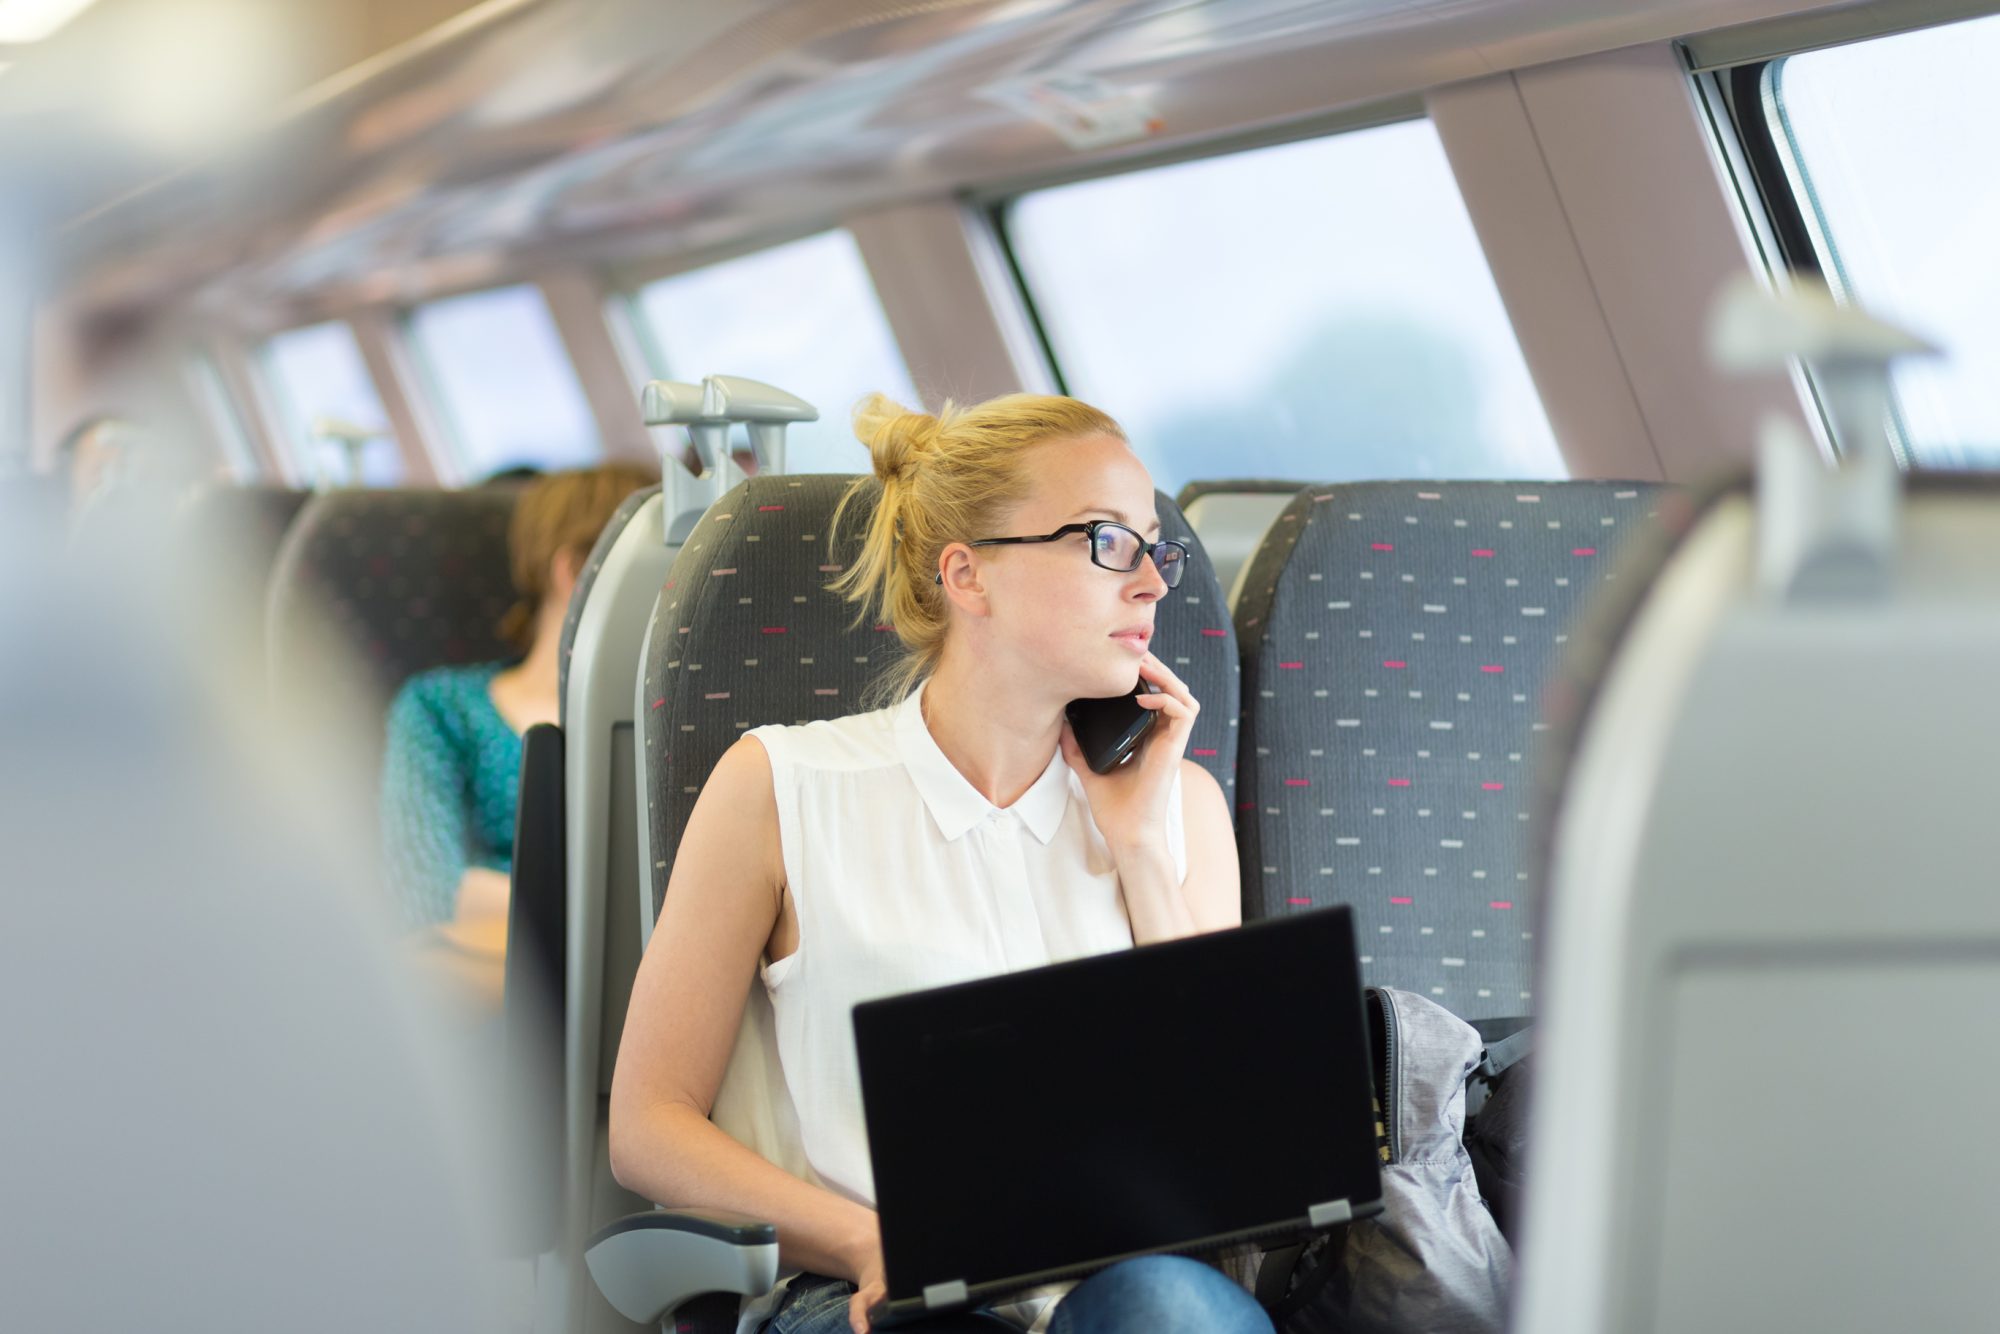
[{"xmin": 589, "ymin": 1209, "xmax": 777, "ymax": 1249}]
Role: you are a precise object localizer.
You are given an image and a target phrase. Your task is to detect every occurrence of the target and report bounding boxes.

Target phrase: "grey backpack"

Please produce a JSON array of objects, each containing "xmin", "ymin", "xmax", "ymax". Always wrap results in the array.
[{"xmin": 1260, "ymin": 987, "xmax": 1514, "ymax": 1334}]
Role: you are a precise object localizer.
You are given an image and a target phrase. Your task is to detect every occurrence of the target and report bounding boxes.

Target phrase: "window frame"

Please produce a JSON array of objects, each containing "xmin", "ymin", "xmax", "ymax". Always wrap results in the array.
[
  {"xmin": 980, "ymin": 97, "xmax": 1430, "ymax": 366},
  {"xmin": 980, "ymin": 94, "xmax": 1573, "ymax": 487},
  {"xmin": 1701, "ymin": 37, "xmax": 1989, "ymax": 468},
  {"xmin": 182, "ymin": 347, "xmax": 262, "ymax": 482},
  {"xmin": 606, "ymin": 222, "xmax": 854, "ymax": 307},
  {"xmin": 256, "ymin": 319, "xmax": 403, "ymax": 488},
  {"xmin": 398, "ymin": 281, "xmax": 605, "ymax": 482},
  {"xmin": 617, "ymin": 225, "xmax": 922, "ymax": 474},
  {"xmin": 613, "ymin": 222, "xmax": 896, "ymax": 382}
]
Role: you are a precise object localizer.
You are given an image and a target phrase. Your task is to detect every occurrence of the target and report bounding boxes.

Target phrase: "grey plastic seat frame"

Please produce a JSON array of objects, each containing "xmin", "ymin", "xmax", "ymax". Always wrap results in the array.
[
  {"xmin": 1519, "ymin": 469, "xmax": 2000, "ymax": 1333},
  {"xmin": 553, "ymin": 377, "xmax": 816, "ymax": 1334},
  {"xmin": 554, "ymin": 488, "xmax": 687, "ymax": 1334},
  {"xmin": 1519, "ymin": 296, "xmax": 2000, "ymax": 1332}
]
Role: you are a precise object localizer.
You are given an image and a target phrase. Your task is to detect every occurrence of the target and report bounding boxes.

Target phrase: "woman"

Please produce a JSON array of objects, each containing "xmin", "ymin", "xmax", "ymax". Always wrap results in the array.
[
  {"xmin": 608, "ymin": 395, "xmax": 1268, "ymax": 1334},
  {"xmin": 381, "ymin": 463, "xmax": 655, "ymax": 932}
]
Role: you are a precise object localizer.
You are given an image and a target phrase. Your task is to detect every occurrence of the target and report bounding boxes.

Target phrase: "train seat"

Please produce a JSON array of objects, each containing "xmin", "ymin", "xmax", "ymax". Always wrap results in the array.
[
  {"xmin": 1174, "ymin": 479, "xmax": 1303, "ymax": 611},
  {"xmin": 180, "ymin": 482, "xmax": 311, "ymax": 564},
  {"xmin": 586, "ymin": 473, "xmax": 1238, "ymax": 1331},
  {"xmin": 1516, "ymin": 468, "xmax": 2000, "ymax": 1333},
  {"xmin": 265, "ymin": 486, "xmax": 521, "ymax": 782},
  {"xmin": 2, "ymin": 533, "xmax": 512, "ymax": 1334},
  {"xmin": 510, "ymin": 481, "xmax": 715, "ymax": 1334},
  {"xmin": 1230, "ymin": 480, "xmax": 1662, "ymax": 1023},
  {"xmin": 175, "ymin": 483, "xmax": 311, "ymax": 652}
]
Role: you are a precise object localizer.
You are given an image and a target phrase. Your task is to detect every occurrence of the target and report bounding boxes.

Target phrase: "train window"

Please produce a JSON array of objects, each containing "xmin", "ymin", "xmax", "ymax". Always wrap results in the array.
[
  {"xmin": 630, "ymin": 230, "xmax": 917, "ymax": 473},
  {"xmin": 1002, "ymin": 119, "xmax": 1565, "ymax": 492},
  {"xmin": 260, "ymin": 322, "xmax": 404, "ymax": 487},
  {"xmin": 407, "ymin": 284, "xmax": 601, "ymax": 479},
  {"xmin": 1770, "ymin": 17, "xmax": 2000, "ymax": 468},
  {"xmin": 185, "ymin": 352, "xmax": 260, "ymax": 481}
]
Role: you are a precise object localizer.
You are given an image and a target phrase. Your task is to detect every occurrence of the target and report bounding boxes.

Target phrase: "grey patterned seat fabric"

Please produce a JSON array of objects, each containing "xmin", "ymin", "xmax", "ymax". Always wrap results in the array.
[
  {"xmin": 640, "ymin": 474, "xmax": 1242, "ymax": 923},
  {"xmin": 267, "ymin": 487, "xmax": 520, "ymax": 775},
  {"xmin": 1232, "ymin": 481, "xmax": 1662, "ymax": 1021}
]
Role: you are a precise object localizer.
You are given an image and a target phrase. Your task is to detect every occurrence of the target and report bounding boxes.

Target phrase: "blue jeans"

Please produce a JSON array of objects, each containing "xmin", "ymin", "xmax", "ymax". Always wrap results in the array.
[{"xmin": 760, "ymin": 1255, "xmax": 1274, "ymax": 1334}]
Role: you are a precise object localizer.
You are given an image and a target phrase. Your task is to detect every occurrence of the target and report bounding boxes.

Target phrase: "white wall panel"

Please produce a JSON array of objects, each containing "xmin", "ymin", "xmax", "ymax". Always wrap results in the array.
[
  {"xmin": 1428, "ymin": 75, "xmax": 1665, "ymax": 481},
  {"xmin": 1438, "ymin": 43, "xmax": 1818, "ymax": 484},
  {"xmin": 848, "ymin": 201, "xmax": 1056, "ymax": 412}
]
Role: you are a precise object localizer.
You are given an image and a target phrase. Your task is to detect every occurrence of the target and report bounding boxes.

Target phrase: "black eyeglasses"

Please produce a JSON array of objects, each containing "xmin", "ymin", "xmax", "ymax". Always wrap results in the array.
[{"xmin": 935, "ymin": 521, "xmax": 1191, "ymax": 589}]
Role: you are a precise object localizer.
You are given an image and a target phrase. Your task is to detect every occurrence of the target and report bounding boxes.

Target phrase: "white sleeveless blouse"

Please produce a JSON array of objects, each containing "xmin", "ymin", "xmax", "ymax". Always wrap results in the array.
[{"xmin": 747, "ymin": 681, "xmax": 1186, "ymax": 1209}]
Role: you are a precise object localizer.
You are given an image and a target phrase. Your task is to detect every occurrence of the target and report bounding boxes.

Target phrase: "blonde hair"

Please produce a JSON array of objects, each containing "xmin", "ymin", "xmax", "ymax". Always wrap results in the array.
[
  {"xmin": 499, "ymin": 463, "xmax": 659, "ymax": 650},
  {"xmin": 831, "ymin": 392, "xmax": 1127, "ymax": 702}
]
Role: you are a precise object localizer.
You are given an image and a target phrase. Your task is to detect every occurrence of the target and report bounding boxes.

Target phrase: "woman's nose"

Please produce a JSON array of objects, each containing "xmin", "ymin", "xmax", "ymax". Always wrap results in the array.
[{"xmin": 1129, "ymin": 556, "xmax": 1169, "ymax": 600}]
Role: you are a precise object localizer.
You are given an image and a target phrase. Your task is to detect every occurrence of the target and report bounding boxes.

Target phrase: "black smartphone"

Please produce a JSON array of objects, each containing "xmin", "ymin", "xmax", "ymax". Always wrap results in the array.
[{"xmin": 1064, "ymin": 682, "xmax": 1157, "ymax": 774}]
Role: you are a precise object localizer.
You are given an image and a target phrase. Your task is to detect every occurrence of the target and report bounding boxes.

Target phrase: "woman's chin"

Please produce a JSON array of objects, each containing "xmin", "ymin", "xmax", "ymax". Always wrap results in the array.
[{"xmin": 1079, "ymin": 664, "xmax": 1143, "ymax": 699}]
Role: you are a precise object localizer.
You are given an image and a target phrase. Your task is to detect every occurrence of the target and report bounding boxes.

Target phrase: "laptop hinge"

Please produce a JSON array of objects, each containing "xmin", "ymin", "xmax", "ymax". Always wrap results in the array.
[
  {"xmin": 1308, "ymin": 1199, "xmax": 1354, "ymax": 1229},
  {"xmin": 923, "ymin": 1280, "xmax": 970, "ymax": 1310}
]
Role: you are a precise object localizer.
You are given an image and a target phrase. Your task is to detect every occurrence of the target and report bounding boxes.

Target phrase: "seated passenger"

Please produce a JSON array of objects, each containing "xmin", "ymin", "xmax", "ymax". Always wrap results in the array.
[
  {"xmin": 380, "ymin": 463, "xmax": 655, "ymax": 934},
  {"xmin": 56, "ymin": 414, "xmax": 131, "ymax": 515},
  {"xmin": 609, "ymin": 396, "xmax": 1265, "ymax": 1334}
]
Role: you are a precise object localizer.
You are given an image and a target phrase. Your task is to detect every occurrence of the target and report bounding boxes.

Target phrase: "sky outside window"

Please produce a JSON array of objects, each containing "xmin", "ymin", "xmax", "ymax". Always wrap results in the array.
[
  {"xmin": 261, "ymin": 322, "xmax": 403, "ymax": 487},
  {"xmin": 1006, "ymin": 118, "xmax": 1566, "ymax": 493},
  {"xmin": 633, "ymin": 231, "xmax": 918, "ymax": 475},
  {"xmin": 1775, "ymin": 16, "xmax": 2000, "ymax": 468}
]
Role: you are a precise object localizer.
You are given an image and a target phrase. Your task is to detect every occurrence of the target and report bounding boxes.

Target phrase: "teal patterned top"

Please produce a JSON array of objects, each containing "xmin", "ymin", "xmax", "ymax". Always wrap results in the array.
[{"xmin": 380, "ymin": 662, "xmax": 521, "ymax": 928}]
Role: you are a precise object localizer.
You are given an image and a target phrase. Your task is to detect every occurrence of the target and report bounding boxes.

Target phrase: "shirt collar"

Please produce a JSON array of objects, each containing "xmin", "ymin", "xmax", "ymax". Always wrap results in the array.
[{"xmin": 893, "ymin": 681, "xmax": 1071, "ymax": 846}]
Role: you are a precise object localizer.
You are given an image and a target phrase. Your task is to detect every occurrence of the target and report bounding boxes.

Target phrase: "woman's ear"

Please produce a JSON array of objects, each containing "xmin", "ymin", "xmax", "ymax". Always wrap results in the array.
[
  {"xmin": 548, "ymin": 547, "xmax": 585, "ymax": 606},
  {"xmin": 936, "ymin": 542, "xmax": 991, "ymax": 617}
]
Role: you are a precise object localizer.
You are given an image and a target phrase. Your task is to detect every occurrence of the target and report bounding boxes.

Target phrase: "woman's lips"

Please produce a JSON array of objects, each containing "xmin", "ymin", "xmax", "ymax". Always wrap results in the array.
[{"xmin": 1110, "ymin": 630, "xmax": 1152, "ymax": 653}]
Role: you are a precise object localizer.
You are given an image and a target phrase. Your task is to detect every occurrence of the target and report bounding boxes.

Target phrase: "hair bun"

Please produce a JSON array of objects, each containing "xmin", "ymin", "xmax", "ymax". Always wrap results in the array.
[{"xmin": 853, "ymin": 394, "xmax": 936, "ymax": 484}]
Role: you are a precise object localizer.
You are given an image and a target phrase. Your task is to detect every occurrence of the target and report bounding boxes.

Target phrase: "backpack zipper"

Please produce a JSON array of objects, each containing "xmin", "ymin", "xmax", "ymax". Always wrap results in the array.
[{"xmin": 1369, "ymin": 987, "xmax": 1402, "ymax": 1164}]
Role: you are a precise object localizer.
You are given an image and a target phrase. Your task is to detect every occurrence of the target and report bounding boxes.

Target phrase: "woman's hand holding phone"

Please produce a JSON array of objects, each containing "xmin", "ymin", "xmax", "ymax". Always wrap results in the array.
[{"xmin": 1059, "ymin": 650, "xmax": 1201, "ymax": 862}]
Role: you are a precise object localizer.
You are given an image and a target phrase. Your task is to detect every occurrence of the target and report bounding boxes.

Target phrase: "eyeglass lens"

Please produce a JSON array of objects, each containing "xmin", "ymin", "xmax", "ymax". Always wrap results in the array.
[{"xmin": 1090, "ymin": 524, "xmax": 1185, "ymax": 588}]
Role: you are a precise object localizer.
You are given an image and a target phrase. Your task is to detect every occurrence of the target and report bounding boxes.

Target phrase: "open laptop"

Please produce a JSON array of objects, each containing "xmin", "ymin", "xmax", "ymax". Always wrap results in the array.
[{"xmin": 852, "ymin": 905, "xmax": 1383, "ymax": 1325}]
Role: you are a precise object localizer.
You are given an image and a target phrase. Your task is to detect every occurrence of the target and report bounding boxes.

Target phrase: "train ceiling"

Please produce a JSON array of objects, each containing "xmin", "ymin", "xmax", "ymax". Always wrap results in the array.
[{"xmin": 1, "ymin": 0, "xmax": 1872, "ymax": 322}]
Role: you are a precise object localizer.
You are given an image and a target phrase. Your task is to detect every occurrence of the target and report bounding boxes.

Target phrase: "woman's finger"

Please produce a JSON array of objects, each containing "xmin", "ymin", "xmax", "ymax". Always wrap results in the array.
[{"xmin": 1140, "ymin": 654, "xmax": 1198, "ymax": 710}]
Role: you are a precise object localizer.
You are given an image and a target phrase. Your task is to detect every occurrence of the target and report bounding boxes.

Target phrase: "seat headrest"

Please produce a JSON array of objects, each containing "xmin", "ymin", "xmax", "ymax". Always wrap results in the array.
[
  {"xmin": 179, "ymin": 485, "xmax": 311, "ymax": 556},
  {"xmin": 267, "ymin": 488, "xmax": 520, "ymax": 769},
  {"xmin": 1233, "ymin": 480, "xmax": 1664, "ymax": 1019}
]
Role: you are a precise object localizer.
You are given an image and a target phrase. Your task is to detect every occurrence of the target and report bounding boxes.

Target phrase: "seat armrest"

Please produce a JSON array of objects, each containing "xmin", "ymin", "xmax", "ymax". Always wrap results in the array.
[
  {"xmin": 585, "ymin": 1210, "xmax": 780, "ymax": 1325},
  {"xmin": 503, "ymin": 723, "xmax": 565, "ymax": 1255},
  {"xmin": 506, "ymin": 721, "xmax": 566, "ymax": 1028}
]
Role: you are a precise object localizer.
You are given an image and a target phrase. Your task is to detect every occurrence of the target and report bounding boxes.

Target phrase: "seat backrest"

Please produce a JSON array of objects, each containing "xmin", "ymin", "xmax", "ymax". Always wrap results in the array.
[
  {"xmin": 558, "ymin": 485, "xmax": 661, "ymax": 719},
  {"xmin": 177, "ymin": 484, "xmax": 311, "ymax": 651},
  {"xmin": 1232, "ymin": 481, "xmax": 1661, "ymax": 1021},
  {"xmin": 631, "ymin": 474, "xmax": 1239, "ymax": 1170},
  {"xmin": 1518, "ymin": 473, "xmax": 2000, "ymax": 1334},
  {"xmin": 1175, "ymin": 479, "xmax": 1305, "ymax": 611},
  {"xmin": 179, "ymin": 484, "xmax": 311, "ymax": 567},
  {"xmin": 544, "ymin": 483, "xmax": 713, "ymax": 1334},
  {"xmin": 266, "ymin": 487, "xmax": 520, "ymax": 777}
]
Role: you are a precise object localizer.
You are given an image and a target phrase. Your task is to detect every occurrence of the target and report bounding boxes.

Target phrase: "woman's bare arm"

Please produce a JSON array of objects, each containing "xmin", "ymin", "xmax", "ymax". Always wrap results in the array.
[
  {"xmin": 608, "ymin": 735, "xmax": 880, "ymax": 1283},
  {"xmin": 1176, "ymin": 760, "xmax": 1242, "ymax": 932},
  {"xmin": 451, "ymin": 866, "xmax": 511, "ymax": 924}
]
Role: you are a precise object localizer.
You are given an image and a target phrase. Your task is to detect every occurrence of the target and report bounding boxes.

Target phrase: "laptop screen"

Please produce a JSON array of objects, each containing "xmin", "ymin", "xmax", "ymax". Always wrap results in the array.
[{"xmin": 853, "ymin": 906, "xmax": 1380, "ymax": 1301}]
